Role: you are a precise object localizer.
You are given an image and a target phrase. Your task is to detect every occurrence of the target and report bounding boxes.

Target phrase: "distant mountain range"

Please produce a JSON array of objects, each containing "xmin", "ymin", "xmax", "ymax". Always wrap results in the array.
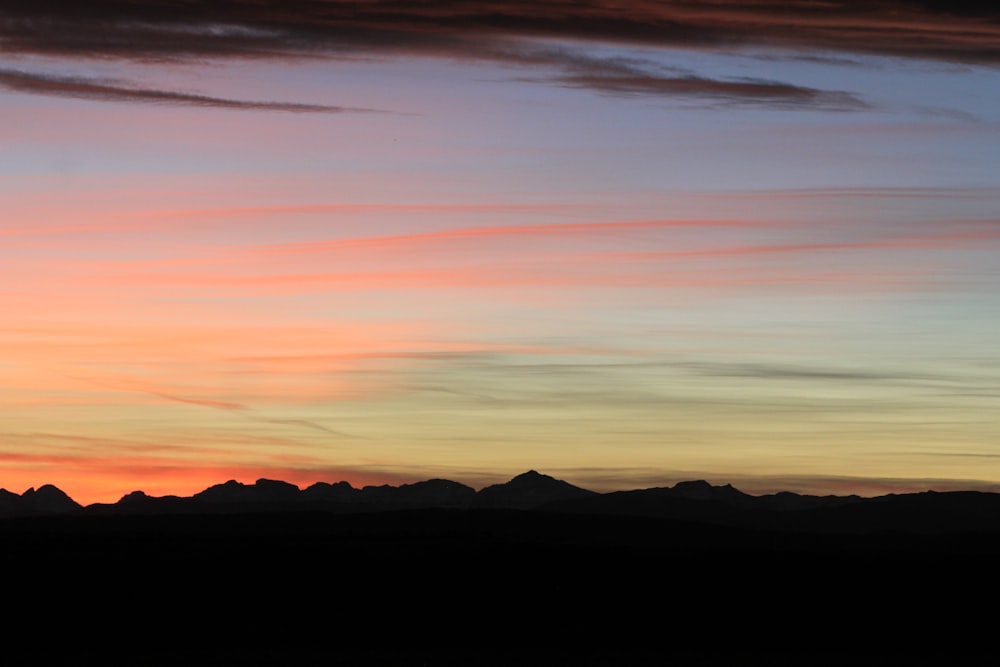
[{"xmin": 5, "ymin": 470, "xmax": 1000, "ymax": 534}]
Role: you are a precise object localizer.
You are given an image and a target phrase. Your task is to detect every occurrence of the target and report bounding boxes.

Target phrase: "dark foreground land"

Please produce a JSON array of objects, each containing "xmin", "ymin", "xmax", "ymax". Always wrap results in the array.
[{"xmin": 2, "ymin": 507, "xmax": 998, "ymax": 666}]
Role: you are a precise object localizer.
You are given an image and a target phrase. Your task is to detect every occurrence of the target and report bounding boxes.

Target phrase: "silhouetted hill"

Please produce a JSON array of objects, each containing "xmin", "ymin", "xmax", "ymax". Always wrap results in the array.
[
  {"xmin": 195, "ymin": 477, "xmax": 301, "ymax": 504},
  {"xmin": 473, "ymin": 470, "xmax": 597, "ymax": 509},
  {"xmin": 301, "ymin": 480, "xmax": 358, "ymax": 503},
  {"xmin": 357, "ymin": 477, "xmax": 476, "ymax": 509},
  {"xmin": 0, "ymin": 484, "xmax": 81, "ymax": 516},
  {"xmin": 540, "ymin": 481, "xmax": 1000, "ymax": 533},
  {"xmin": 87, "ymin": 476, "xmax": 479, "ymax": 515},
  {"xmin": 668, "ymin": 479, "xmax": 752, "ymax": 504},
  {"xmin": 4, "ymin": 475, "xmax": 1000, "ymax": 664},
  {"xmin": 9, "ymin": 473, "xmax": 1000, "ymax": 536},
  {"xmin": 0, "ymin": 488, "xmax": 21, "ymax": 514},
  {"xmin": 540, "ymin": 480, "xmax": 871, "ymax": 531}
]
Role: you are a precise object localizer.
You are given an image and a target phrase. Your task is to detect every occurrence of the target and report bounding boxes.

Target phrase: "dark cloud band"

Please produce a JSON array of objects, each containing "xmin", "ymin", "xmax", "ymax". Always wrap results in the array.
[
  {"xmin": 0, "ymin": 68, "xmax": 387, "ymax": 113},
  {"xmin": 2, "ymin": 1, "xmax": 999, "ymax": 63},
  {"xmin": 3, "ymin": 1, "xmax": 992, "ymax": 111}
]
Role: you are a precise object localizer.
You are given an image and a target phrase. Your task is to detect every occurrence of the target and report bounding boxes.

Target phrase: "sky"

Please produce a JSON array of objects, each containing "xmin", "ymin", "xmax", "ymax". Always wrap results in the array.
[{"xmin": 2, "ymin": 1, "xmax": 1000, "ymax": 504}]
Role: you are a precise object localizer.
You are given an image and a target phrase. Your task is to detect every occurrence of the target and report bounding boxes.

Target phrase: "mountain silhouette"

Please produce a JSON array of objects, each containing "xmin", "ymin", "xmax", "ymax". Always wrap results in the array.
[
  {"xmin": 356, "ymin": 478, "xmax": 476, "ymax": 509},
  {"xmin": 3, "ymin": 471, "xmax": 999, "ymax": 664},
  {"xmin": 7, "ymin": 473, "xmax": 1000, "ymax": 535},
  {"xmin": 301, "ymin": 480, "xmax": 358, "ymax": 503},
  {"xmin": 473, "ymin": 470, "xmax": 597, "ymax": 509},
  {"xmin": 0, "ymin": 484, "xmax": 82, "ymax": 516},
  {"xmin": 194, "ymin": 478, "xmax": 301, "ymax": 504},
  {"xmin": 667, "ymin": 479, "xmax": 751, "ymax": 504}
]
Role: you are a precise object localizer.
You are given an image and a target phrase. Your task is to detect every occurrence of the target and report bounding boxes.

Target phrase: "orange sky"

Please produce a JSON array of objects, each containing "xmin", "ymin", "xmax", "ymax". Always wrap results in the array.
[{"xmin": 2, "ymin": 1, "xmax": 1000, "ymax": 504}]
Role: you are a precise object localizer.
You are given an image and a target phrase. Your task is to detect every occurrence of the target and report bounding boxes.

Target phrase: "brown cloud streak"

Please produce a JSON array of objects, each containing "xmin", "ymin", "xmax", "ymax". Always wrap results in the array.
[
  {"xmin": 0, "ymin": 69, "xmax": 387, "ymax": 113},
  {"xmin": 3, "ymin": 2, "xmax": 997, "ymax": 110},
  {"xmin": 2, "ymin": 1, "xmax": 999, "ymax": 63}
]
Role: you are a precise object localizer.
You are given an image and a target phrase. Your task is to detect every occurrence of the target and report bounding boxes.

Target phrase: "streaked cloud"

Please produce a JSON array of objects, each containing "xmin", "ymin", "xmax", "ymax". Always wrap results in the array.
[
  {"xmin": 236, "ymin": 218, "xmax": 768, "ymax": 255},
  {"xmin": 11, "ymin": 1, "xmax": 971, "ymax": 109},
  {"xmin": 510, "ymin": 50, "xmax": 867, "ymax": 110},
  {"xmin": 0, "ymin": 68, "xmax": 389, "ymax": 113},
  {"xmin": 3, "ymin": 1, "xmax": 999, "ymax": 63},
  {"xmin": 543, "ymin": 72, "xmax": 867, "ymax": 110}
]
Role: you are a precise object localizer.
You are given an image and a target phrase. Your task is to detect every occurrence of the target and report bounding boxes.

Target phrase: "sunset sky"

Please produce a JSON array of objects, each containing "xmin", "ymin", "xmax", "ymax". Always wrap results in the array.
[{"xmin": 2, "ymin": 1, "xmax": 999, "ymax": 504}]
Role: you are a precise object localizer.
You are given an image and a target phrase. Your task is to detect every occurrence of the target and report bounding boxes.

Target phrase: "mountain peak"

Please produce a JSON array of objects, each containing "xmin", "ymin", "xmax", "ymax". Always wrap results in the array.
[
  {"xmin": 475, "ymin": 471, "xmax": 596, "ymax": 509},
  {"xmin": 194, "ymin": 478, "xmax": 301, "ymax": 504},
  {"xmin": 511, "ymin": 470, "xmax": 551, "ymax": 483},
  {"xmin": 669, "ymin": 480, "xmax": 750, "ymax": 504},
  {"xmin": 20, "ymin": 484, "xmax": 81, "ymax": 514},
  {"xmin": 253, "ymin": 478, "xmax": 301, "ymax": 498},
  {"xmin": 673, "ymin": 480, "xmax": 713, "ymax": 490}
]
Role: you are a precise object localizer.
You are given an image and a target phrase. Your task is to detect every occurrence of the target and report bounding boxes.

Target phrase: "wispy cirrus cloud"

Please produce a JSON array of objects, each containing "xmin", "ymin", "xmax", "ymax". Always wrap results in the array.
[
  {"xmin": 509, "ymin": 50, "xmax": 868, "ymax": 110},
  {"xmin": 544, "ymin": 71, "xmax": 867, "ymax": 110},
  {"xmin": 235, "ymin": 218, "xmax": 771, "ymax": 256},
  {"xmin": 74, "ymin": 373, "xmax": 360, "ymax": 437},
  {"xmin": 0, "ymin": 68, "xmax": 389, "ymax": 113}
]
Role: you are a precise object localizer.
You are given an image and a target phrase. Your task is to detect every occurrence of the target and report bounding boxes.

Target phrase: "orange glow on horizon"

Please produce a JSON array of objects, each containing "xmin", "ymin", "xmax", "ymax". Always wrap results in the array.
[{"xmin": 0, "ymin": 456, "xmax": 408, "ymax": 507}]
